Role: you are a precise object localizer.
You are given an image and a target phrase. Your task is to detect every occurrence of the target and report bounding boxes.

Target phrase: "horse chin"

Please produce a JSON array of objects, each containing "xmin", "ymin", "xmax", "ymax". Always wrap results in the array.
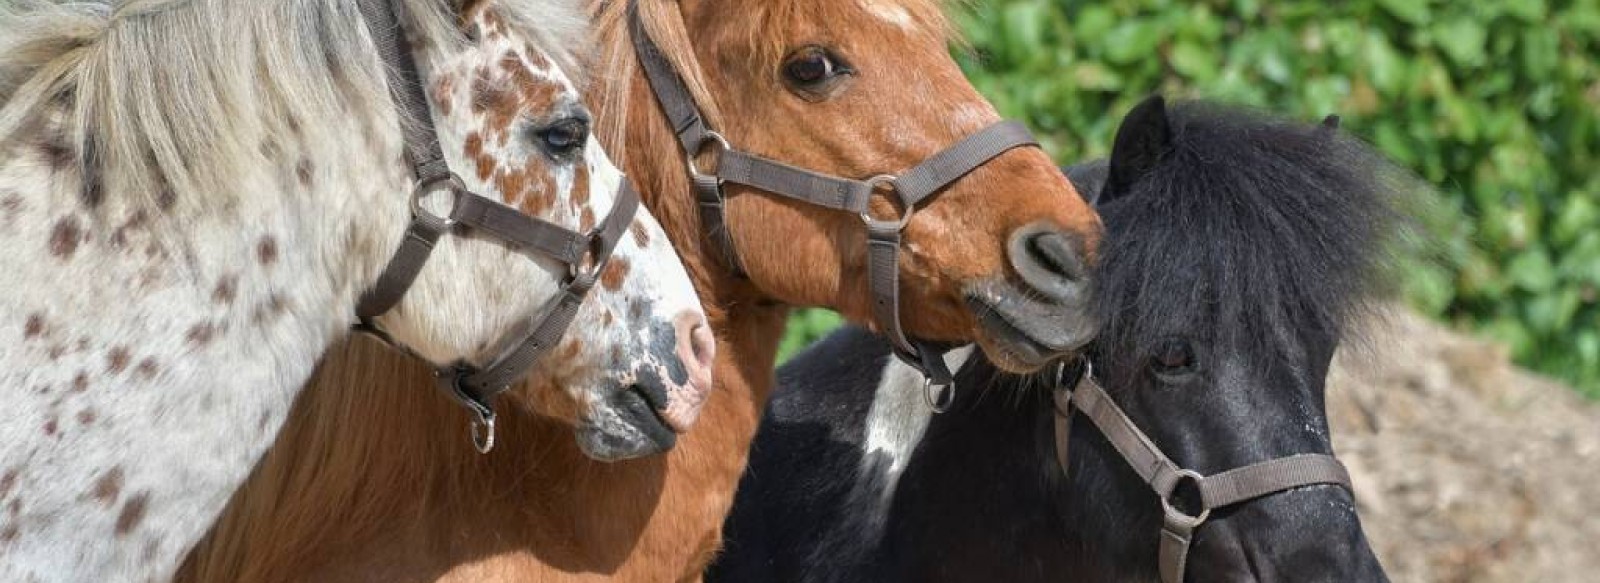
[
  {"xmin": 572, "ymin": 386, "xmax": 678, "ymax": 462},
  {"xmin": 964, "ymin": 279, "xmax": 1097, "ymax": 373}
]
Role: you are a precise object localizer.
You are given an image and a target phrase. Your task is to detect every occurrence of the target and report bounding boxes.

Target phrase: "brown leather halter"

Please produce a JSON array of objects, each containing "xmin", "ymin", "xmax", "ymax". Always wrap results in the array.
[
  {"xmin": 352, "ymin": 0, "xmax": 638, "ymax": 453},
  {"xmin": 1050, "ymin": 360, "xmax": 1354, "ymax": 583},
  {"xmin": 627, "ymin": 0, "xmax": 1042, "ymax": 408}
]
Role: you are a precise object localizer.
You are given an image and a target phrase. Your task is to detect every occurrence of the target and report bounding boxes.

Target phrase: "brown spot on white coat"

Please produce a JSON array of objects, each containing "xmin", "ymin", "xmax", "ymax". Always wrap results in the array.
[
  {"xmin": 630, "ymin": 221, "xmax": 651, "ymax": 248},
  {"xmin": 135, "ymin": 358, "xmax": 159, "ymax": 379},
  {"xmin": 92, "ymin": 468, "xmax": 122, "ymax": 505},
  {"xmin": 107, "ymin": 347, "xmax": 131, "ymax": 373},
  {"xmin": 186, "ymin": 323, "xmax": 216, "ymax": 346},
  {"xmin": 213, "ymin": 276, "xmax": 238, "ymax": 304},
  {"xmin": 257, "ymin": 236, "xmax": 279, "ymax": 265},
  {"xmin": 114, "ymin": 493, "xmax": 149, "ymax": 536},
  {"xmin": 600, "ymin": 257, "xmax": 630, "ymax": 292},
  {"xmin": 49, "ymin": 217, "xmax": 84, "ymax": 258}
]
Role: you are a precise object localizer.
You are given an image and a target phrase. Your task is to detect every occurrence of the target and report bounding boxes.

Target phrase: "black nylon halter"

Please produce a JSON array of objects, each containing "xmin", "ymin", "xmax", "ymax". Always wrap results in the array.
[
  {"xmin": 627, "ymin": 1, "xmax": 1043, "ymax": 404},
  {"xmin": 1050, "ymin": 360, "xmax": 1355, "ymax": 582},
  {"xmin": 352, "ymin": 0, "xmax": 639, "ymax": 452}
]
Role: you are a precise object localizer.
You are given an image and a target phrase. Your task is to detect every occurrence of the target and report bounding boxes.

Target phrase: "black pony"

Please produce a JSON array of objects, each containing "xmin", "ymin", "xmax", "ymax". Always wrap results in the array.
[{"xmin": 707, "ymin": 96, "xmax": 1406, "ymax": 582}]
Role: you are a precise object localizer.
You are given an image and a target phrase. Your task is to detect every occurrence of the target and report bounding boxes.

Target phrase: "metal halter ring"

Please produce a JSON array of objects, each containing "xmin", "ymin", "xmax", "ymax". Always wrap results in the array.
[
  {"xmin": 469, "ymin": 410, "xmax": 497, "ymax": 454},
  {"xmin": 858, "ymin": 174, "xmax": 915, "ymax": 230},
  {"xmin": 410, "ymin": 172, "xmax": 466, "ymax": 228},
  {"xmin": 923, "ymin": 376, "xmax": 956, "ymax": 413},
  {"xmin": 685, "ymin": 131, "xmax": 731, "ymax": 178},
  {"xmin": 1159, "ymin": 468, "xmax": 1213, "ymax": 527},
  {"xmin": 437, "ymin": 367, "xmax": 500, "ymax": 455}
]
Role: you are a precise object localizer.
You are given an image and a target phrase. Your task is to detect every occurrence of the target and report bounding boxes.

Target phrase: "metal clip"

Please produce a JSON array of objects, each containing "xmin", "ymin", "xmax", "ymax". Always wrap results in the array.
[
  {"xmin": 923, "ymin": 376, "xmax": 956, "ymax": 413},
  {"xmin": 436, "ymin": 366, "xmax": 499, "ymax": 455},
  {"xmin": 469, "ymin": 409, "xmax": 497, "ymax": 454}
]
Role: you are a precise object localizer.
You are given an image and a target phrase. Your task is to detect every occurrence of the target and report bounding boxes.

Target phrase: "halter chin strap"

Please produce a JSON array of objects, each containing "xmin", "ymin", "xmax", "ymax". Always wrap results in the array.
[
  {"xmin": 1050, "ymin": 360, "xmax": 1353, "ymax": 583},
  {"xmin": 352, "ymin": 0, "xmax": 639, "ymax": 453},
  {"xmin": 627, "ymin": 0, "xmax": 1040, "ymax": 394}
]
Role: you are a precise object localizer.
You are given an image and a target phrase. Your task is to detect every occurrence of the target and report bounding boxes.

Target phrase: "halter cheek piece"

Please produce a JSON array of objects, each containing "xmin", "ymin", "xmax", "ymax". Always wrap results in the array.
[
  {"xmin": 628, "ymin": 0, "xmax": 1040, "ymax": 406},
  {"xmin": 1050, "ymin": 360, "xmax": 1355, "ymax": 583},
  {"xmin": 351, "ymin": 0, "xmax": 639, "ymax": 453}
]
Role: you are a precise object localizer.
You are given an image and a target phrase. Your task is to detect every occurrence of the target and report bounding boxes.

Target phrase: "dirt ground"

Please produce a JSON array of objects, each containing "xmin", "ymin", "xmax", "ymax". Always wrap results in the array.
[{"xmin": 1327, "ymin": 308, "xmax": 1600, "ymax": 582}]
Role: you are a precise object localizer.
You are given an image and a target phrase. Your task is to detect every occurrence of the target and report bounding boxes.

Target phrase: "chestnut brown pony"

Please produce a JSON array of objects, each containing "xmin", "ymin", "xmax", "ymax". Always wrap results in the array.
[{"xmin": 179, "ymin": 0, "xmax": 1102, "ymax": 581}]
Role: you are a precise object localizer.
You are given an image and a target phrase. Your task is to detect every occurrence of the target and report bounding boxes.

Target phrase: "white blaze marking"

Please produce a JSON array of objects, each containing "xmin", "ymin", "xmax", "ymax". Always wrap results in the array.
[{"xmin": 860, "ymin": 0, "xmax": 914, "ymax": 29}]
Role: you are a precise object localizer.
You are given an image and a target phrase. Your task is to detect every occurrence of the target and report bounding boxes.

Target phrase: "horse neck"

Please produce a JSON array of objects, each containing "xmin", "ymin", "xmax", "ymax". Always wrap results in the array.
[
  {"xmin": 0, "ymin": 97, "xmax": 408, "ymax": 580},
  {"xmin": 178, "ymin": 336, "xmax": 534, "ymax": 583},
  {"xmin": 610, "ymin": 67, "xmax": 790, "ymax": 406}
]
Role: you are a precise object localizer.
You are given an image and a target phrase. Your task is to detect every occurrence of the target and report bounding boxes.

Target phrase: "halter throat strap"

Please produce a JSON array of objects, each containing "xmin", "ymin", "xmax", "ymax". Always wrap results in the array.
[
  {"xmin": 352, "ymin": 0, "xmax": 638, "ymax": 452},
  {"xmin": 1050, "ymin": 362, "xmax": 1353, "ymax": 583},
  {"xmin": 626, "ymin": 0, "xmax": 1039, "ymax": 390}
]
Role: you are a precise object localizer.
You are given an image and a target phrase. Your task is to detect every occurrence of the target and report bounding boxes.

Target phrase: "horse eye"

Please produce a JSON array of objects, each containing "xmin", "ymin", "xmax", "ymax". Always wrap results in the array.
[
  {"xmin": 1150, "ymin": 339, "xmax": 1196, "ymax": 379},
  {"xmin": 535, "ymin": 117, "xmax": 588, "ymax": 158},
  {"xmin": 781, "ymin": 47, "xmax": 852, "ymax": 93}
]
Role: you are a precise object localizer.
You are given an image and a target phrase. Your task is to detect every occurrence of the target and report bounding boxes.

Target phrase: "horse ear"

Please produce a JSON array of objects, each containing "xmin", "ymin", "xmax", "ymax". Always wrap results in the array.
[
  {"xmin": 1061, "ymin": 161, "xmax": 1110, "ymax": 207},
  {"xmin": 1103, "ymin": 95, "xmax": 1171, "ymax": 205}
]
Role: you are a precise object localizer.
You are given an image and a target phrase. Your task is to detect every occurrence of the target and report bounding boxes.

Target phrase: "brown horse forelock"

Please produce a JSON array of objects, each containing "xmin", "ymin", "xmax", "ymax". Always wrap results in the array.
[{"xmin": 179, "ymin": 1, "xmax": 1092, "ymax": 582}]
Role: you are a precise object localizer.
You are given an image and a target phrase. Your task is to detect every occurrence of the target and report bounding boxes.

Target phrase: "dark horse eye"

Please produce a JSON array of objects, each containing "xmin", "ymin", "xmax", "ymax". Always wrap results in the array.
[
  {"xmin": 781, "ymin": 47, "xmax": 852, "ymax": 94},
  {"xmin": 1150, "ymin": 339, "xmax": 1196, "ymax": 380},
  {"xmin": 535, "ymin": 117, "xmax": 589, "ymax": 157}
]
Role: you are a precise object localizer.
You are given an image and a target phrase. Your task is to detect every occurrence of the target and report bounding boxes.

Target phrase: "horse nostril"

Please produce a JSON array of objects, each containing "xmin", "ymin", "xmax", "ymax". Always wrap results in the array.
[
  {"xmin": 1007, "ymin": 221, "xmax": 1091, "ymax": 303},
  {"xmin": 652, "ymin": 311, "xmax": 715, "ymax": 433},
  {"xmin": 1025, "ymin": 231, "xmax": 1088, "ymax": 282},
  {"xmin": 675, "ymin": 313, "xmax": 715, "ymax": 386}
]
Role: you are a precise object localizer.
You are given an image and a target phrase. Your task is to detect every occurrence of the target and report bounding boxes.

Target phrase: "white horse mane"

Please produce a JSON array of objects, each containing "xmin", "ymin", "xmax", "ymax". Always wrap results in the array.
[
  {"xmin": 0, "ymin": 0, "xmax": 589, "ymax": 216},
  {"xmin": 0, "ymin": 1, "xmax": 711, "ymax": 580}
]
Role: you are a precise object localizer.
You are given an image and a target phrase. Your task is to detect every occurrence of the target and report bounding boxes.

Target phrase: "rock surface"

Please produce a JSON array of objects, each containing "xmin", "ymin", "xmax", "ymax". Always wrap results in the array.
[{"xmin": 1329, "ymin": 308, "xmax": 1600, "ymax": 583}]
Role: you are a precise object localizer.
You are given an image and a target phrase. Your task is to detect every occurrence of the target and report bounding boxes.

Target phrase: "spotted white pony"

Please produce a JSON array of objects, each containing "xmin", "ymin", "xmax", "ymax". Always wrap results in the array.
[{"xmin": 0, "ymin": 0, "xmax": 709, "ymax": 580}]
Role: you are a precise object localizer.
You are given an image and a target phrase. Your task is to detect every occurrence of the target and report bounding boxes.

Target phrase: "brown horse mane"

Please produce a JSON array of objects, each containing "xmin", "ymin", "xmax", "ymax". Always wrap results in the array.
[{"xmin": 183, "ymin": 1, "xmax": 982, "ymax": 580}]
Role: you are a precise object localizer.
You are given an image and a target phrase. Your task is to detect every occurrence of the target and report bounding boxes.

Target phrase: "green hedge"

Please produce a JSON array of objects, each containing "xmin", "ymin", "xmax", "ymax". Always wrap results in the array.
[{"xmin": 781, "ymin": 0, "xmax": 1600, "ymax": 398}]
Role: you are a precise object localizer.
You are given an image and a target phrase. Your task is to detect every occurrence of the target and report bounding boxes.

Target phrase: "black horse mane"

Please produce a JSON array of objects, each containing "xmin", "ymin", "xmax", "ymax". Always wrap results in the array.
[{"xmin": 1071, "ymin": 99, "xmax": 1415, "ymax": 384}]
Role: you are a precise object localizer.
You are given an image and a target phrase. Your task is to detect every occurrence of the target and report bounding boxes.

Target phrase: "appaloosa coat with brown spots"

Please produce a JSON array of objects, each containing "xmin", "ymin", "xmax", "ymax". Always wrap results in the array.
[{"xmin": 0, "ymin": 1, "xmax": 705, "ymax": 581}]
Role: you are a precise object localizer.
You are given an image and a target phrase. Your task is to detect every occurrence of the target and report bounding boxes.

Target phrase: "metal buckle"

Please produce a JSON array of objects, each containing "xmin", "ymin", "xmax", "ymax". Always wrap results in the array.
[
  {"xmin": 685, "ymin": 131, "xmax": 731, "ymax": 178},
  {"xmin": 1159, "ymin": 468, "xmax": 1212, "ymax": 528},
  {"xmin": 1051, "ymin": 357, "xmax": 1090, "ymax": 418},
  {"xmin": 858, "ymin": 174, "xmax": 915, "ymax": 230},
  {"xmin": 410, "ymin": 172, "xmax": 466, "ymax": 228}
]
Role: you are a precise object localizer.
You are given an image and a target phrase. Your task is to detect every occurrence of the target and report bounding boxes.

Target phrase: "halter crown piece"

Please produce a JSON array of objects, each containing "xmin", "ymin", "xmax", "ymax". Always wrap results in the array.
[
  {"xmin": 352, "ymin": 0, "xmax": 639, "ymax": 453},
  {"xmin": 626, "ymin": 0, "xmax": 1045, "ymax": 411},
  {"xmin": 1050, "ymin": 359, "xmax": 1355, "ymax": 583}
]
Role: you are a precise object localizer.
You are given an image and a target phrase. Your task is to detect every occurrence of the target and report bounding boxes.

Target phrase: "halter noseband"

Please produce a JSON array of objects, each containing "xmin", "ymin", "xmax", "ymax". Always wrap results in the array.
[
  {"xmin": 352, "ymin": 0, "xmax": 639, "ymax": 453},
  {"xmin": 628, "ymin": 0, "xmax": 1041, "ymax": 404},
  {"xmin": 1050, "ymin": 360, "xmax": 1354, "ymax": 583}
]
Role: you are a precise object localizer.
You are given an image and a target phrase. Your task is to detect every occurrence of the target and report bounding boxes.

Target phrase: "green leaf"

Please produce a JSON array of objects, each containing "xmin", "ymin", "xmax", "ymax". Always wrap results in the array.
[
  {"xmin": 1073, "ymin": 5, "xmax": 1117, "ymax": 47},
  {"xmin": 1506, "ymin": 248, "xmax": 1558, "ymax": 293},
  {"xmin": 1168, "ymin": 40, "xmax": 1218, "ymax": 82},
  {"xmin": 1504, "ymin": 0, "xmax": 1548, "ymax": 22},
  {"xmin": 1376, "ymin": 0, "xmax": 1432, "ymax": 25},
  {"xmin": 1363, "ymin": 31, "xmax": 1407, "ymax": 95},
  {"xmin": 1433, "ymin": 18, "xmax": 1487, "ymax": 68},
  {"xmin": 1068, "ymin": 61, "xmax": 1125, "ymax": 91},
  {"xmin": 1553, "ymin": 195, "xmax": 1600, "ymax": 246},
  {"xmin": 1103, "ymin": 19, "xmax": 1165, "ymax": 65}
]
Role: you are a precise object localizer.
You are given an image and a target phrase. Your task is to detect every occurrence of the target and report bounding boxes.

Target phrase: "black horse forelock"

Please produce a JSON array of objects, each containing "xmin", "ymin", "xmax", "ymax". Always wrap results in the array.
[{"xmin": 1080, "ymin": 101, "xmax": 1415, "ymax": 382}]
